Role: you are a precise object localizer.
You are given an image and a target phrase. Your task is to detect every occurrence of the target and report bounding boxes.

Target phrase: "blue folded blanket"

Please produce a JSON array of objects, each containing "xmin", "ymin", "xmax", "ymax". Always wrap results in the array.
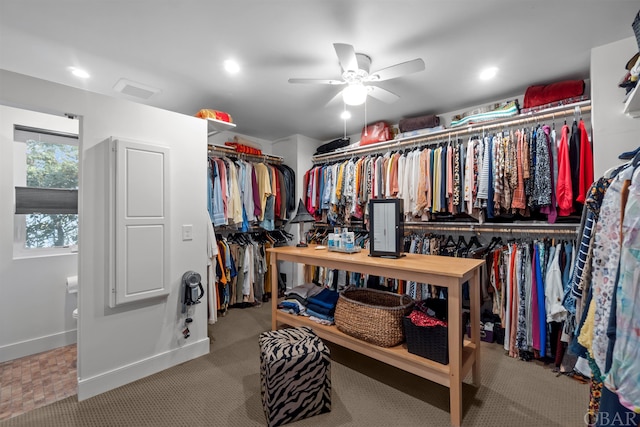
[
  {"xmin": 305, "ymin": 307, "xmax": 334, "ymax": 323},
  {"xmin": 306, "ymin": 302, "xmax": 333, "ymax": 317},
  {"xmin": 307, "ymin": 288, "xmax": 339, "ymax": 310},
  {"xmin": 278, "ymin": 301, "xmax": 301, "ymax": 314}
]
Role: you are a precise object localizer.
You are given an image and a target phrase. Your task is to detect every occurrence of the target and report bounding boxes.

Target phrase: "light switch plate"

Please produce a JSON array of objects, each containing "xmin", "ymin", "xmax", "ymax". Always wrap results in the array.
[{"xmin": 182, "ymin": 224, "xmax": 193, "ymax": 241}]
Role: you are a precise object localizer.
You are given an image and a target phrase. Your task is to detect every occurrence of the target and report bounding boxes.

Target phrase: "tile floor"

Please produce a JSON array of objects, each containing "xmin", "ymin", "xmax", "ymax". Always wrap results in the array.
[{"xmin": 0, "ymin": 344, "xmax": 77, "ymax": 421}]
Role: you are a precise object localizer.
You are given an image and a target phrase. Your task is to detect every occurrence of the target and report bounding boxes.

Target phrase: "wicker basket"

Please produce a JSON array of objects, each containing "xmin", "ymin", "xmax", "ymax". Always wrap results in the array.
[{"xmin": 334, "ymin": 287, "xmax": 414, "ymax": 347}]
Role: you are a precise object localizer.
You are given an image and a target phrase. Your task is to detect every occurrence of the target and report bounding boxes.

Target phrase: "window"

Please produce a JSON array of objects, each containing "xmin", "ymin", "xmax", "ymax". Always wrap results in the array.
[{"xmin": 14, "ymin": 125, "xmax": 79, "ymax": 255}]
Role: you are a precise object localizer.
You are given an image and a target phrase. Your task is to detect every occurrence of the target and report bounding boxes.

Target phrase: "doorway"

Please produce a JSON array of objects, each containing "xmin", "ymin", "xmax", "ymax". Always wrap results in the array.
[{"xmin": 0, "ymin": 105, "xmax": 81, "ymax": 420}]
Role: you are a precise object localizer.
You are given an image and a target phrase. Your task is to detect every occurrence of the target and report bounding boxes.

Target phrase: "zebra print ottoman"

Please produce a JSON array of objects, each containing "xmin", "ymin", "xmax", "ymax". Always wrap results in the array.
[{"xmin": 259, "ymin": 326, "xmax": 331, "ymax": 427}]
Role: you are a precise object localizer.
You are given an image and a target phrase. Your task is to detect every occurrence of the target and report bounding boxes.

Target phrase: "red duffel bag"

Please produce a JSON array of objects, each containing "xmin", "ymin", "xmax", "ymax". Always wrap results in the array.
[{"xmin": 360, "ymin": 121, "xmax": 390, "ymax": 146}]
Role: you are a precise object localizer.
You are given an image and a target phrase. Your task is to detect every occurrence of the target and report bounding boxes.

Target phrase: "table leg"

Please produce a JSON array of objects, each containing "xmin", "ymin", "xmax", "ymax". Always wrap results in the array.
[
  {"xmin": 270, "ymin": 255, "xmax": 278, "ymax": 331},
  {"xmin": 470, "ymin": 268, "xmax": 482, "ymax": 386},
  {"xmin": 448, "ymin": 284, "xmax": 463, "ymax": 427}
]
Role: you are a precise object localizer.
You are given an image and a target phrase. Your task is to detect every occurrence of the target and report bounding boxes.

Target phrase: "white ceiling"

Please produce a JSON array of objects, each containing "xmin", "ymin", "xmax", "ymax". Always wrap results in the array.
[{"xmin": 1, "ymin": 1, "xmax": 638, "ymax": 142}]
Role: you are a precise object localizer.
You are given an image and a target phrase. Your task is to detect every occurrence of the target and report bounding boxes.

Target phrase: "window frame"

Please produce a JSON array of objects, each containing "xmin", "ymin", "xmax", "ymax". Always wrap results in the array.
[{"xmin": 12, "ymin": 125, "xmax": 79, "ymax": 258}]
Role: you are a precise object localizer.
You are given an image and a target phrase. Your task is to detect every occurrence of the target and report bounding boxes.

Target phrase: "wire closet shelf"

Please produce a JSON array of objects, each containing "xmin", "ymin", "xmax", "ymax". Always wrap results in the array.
[
  {"xmin": 208, "ymin": 144, "xmax": 284, "ymax": 165},
  {"xmin": 312, "ymin": 100, "xmax": 591, "ymax": 164}
]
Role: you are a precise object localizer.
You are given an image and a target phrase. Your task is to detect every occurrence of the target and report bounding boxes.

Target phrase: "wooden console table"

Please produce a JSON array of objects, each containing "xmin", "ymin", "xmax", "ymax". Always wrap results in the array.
[{"xmin": 267, "ymin": 245, "xmax": 484, "ymax": 426}]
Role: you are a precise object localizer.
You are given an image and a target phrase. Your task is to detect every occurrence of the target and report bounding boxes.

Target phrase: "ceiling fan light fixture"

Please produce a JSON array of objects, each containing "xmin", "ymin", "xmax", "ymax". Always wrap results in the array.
[
  {"xmin": 224, "ymin": 59, "xmax": 240, "ymax": 74},
  {"xmin": 69, "ymin": 66, "xmax": 90, "ymax": 79},
  {"xmin": 342, "ymin": 83, "xmax": 368, "ymax": 106}
]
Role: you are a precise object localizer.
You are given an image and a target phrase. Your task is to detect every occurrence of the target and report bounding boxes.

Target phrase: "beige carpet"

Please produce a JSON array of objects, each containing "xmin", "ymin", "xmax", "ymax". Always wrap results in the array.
[{"xmin": 0, "ymin": 302, "xmax": 589, "ymax": 427}]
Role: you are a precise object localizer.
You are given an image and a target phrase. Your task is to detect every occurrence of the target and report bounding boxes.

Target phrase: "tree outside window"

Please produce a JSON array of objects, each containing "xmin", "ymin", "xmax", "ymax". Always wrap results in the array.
[{"xmin": 24, "ymin": 139, "xmax": 78, "ymax": 248}]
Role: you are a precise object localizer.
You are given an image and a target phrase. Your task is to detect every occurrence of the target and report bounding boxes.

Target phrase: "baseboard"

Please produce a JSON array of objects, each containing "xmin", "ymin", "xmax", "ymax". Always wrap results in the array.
[
  {"xmin": 77, "ymin": 337, "xmax": 210, "ymax": 401},
  {"xmin": 0, "ymin": 329, "xmax": 77, "ymax": 363}
]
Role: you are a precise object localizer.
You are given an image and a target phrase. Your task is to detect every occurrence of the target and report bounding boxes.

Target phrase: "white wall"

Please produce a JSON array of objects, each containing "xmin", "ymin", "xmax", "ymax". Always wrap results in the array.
[
  {"xmin": 0, "ymin": 105, "xmax": 79, "ymax": 362},
  {"xmin": 0, "ymin": 69, "xmax": 209, "ymax": 400},
  {"xmin": 591, "ymin": 36, "xmax": 640, "ymax": 178}
]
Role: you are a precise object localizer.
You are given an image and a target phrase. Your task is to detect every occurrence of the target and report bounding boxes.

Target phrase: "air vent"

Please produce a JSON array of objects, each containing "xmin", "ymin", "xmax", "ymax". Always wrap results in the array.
[{"xmin": 113, "ymin": 78, "xmax": 161, "ymax": 99}]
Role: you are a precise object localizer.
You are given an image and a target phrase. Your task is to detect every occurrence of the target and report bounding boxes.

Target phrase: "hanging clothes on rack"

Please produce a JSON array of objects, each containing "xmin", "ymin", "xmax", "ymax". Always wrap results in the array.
[
  {"xmin": 212, "ymin": 231, "xmax": 285, "ymax": 313},
  {"xmin": 304, "ymin": 114, "xmax": 592, "ymax": 226},
  {"xmin": 208, "ymin": 151, "xmax": 295, "ymax": 230},
  {"xmin": 605, "ymin": 165, "xmax": 640, "ymax": 414},
  {"xmin": 567, "ymin": 152, "xmax": 640, "ymax": 422},
  {"xmin": 206, "ymin": 211, "xmax": 219, "ymax": 325}
]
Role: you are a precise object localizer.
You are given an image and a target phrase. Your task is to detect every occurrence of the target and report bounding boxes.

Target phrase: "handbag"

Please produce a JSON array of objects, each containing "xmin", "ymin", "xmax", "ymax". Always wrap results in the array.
[{"xmin": 360, "ymin": 121, "xmax": 390, "ymax": 146}]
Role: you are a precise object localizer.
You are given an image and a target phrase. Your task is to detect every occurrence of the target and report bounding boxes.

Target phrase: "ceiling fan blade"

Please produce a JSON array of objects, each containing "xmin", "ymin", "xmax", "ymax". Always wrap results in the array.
[
  {"xmin": 288, "ymin": 78, "xmax": 345, "ymax": 85},
  {"xmin": 366, "ymin": 58, "xmax": 425, "ymax": 82},
  {"xmin": 368, "ymin": 86, "xmax": 400, "ymax": 103},
  {"xmin": 325, "ymin": 89, "xmax": 345, "ymax": 107},
  {"xmin": 333, "ymin": 43, "xmax": 359, "ymax": 72}
]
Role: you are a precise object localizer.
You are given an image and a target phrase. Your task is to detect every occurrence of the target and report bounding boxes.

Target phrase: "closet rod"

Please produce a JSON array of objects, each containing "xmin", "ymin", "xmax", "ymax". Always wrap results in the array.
[
  {"xmin": 208, "ymin": 144, "xmax": 284, "ymax": 164},
  {"xmin": 312, "ymin": 100, "xmax": 591, "ymax": 164},
  {"xmin": 404, "ymin": 221, "xmax": 579, "ymax": 236}
]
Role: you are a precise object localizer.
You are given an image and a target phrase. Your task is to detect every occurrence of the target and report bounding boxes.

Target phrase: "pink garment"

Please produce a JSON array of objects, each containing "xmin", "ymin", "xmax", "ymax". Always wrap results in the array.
[
  {"xmin": 409, "ymin": 310, "xmax": 448, "ymax": 328},
  {"xmin": 306, "ymin": 170, "xmax": 313, "ymax": 216},
  {"xmin": 511, "ymin": 130, "xmax": 526, "ymax": 210},
  {"xmin": 371, "ymin": 159, "xmax": 376, "ymax": 199},
  {"xmin": 531, "ymin": 248, "xmax": 540, "ymax": 351},
  {"xmin": 425, "ymin": 149, "xmax": 432, "ymax": 210},
  {"xmin": 447, "ymin": 145, "xmax": 454, "ymax": 213},
  {"xmin": 214, "ymin": 159, "xmax": 228, "ymax": 220}
]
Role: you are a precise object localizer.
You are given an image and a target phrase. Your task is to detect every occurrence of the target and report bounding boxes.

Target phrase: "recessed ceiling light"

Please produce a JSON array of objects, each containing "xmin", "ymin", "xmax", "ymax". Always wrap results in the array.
[
  {"xmin": 224, "ymin": 59, "xmax": 240, "ymax": 74},
  {"xmin": 340, "ymin": 111, "xmax": 351, "ymax": 120},
  {"xmin": 479, "ymin": 67, "xmax": 498, "ymax": 80},
  {"xmin": 69, "ymin": 67, "xmax": 90, "ymax": 79}
]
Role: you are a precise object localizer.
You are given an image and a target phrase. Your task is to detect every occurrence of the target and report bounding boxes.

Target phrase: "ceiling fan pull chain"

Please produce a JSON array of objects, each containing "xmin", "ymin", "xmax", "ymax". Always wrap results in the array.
[
  {"xmin": 364, "ymin": 100, "xmax": 368, "ymax": 136},
  {"xmin": 343, "ymin": 102, "xmax": 347, "ymax": 139}
]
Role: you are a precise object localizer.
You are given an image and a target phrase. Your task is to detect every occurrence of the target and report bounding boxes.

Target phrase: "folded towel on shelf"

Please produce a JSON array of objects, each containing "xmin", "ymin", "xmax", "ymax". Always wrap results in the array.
[
  {"xmin": 278, "ymin": 300, "xmax": 305, "ymax": 314},
  {"xmin": 307, "ymin": 288, "xmax": 340, "ymax": 311},
  {"xmin": 449, "ymin": 100, "xmax": 520, "ymax": 127},
  {"xmin": 306, "ymin": 302, "xmax": 334, "ymax": 317},
  {"xmin": 398, "ymin": 114, "xmax": 440, "ymax": 133},
  {"xmin": 285, "ymin": 282, "xmax": 325, "ymax": 300},
  {"xmin": 523, "ymin": 80, "xmax": 585, "ymax": 109},
  {"xmin": 305, "ymin": 307, "xmax": 334, "ymax": 323}
]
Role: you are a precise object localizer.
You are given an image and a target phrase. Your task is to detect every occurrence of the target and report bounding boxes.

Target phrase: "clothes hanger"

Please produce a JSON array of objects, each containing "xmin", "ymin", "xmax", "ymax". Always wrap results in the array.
[
  {"xmin": 443, "ymin": 235, "xmax": 457, "ymax": 248},
  {"xmin": 456, "ymin": 235, "xmax": 468, "ymax": 251},
  {"xmin": 468, "ymin": 235, "xmax": 482, "ymax": 249},
  {"xmin": 487, "ymin": 236, "xmax": 503, "ymax": 252}
]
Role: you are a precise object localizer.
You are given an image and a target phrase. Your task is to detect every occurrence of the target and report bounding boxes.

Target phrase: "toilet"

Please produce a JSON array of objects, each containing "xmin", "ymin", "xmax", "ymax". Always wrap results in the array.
[{"xmin": 67, "ymin": 275, "xmax": 79, "ymax": 320}]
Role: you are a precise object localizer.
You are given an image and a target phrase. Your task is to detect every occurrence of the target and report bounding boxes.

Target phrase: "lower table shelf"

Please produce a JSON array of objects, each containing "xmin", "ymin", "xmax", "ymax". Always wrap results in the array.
[
  {"xmin": 267, "ymin": 245, "xmax": 483, "ymax": 426},
  {"xmin": 275, "ymin": 310, "xmax": 477, "ymax": 389}
]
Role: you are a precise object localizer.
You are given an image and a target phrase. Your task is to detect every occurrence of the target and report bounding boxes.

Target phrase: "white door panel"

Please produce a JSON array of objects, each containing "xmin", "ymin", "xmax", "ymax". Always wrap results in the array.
[
  {"xmin": 125, "ymin": 148, "xmax": 165, "ymax": 217},
  {"xmin": 108, "ymin": 138, "xmax": 170, "ymax": 307}
]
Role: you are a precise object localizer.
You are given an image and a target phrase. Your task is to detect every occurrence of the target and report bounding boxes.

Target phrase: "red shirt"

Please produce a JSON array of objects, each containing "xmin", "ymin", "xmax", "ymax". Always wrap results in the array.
[{"xmin": 576, "ymin": 120, "xmax": 594, "ymax": 204}]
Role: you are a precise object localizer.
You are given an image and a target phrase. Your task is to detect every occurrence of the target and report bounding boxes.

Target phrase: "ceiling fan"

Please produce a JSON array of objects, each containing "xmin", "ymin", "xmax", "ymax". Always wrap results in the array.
[{"xmin": 288, "ymin": 43, "xmax": 425, "ymax": 106}]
